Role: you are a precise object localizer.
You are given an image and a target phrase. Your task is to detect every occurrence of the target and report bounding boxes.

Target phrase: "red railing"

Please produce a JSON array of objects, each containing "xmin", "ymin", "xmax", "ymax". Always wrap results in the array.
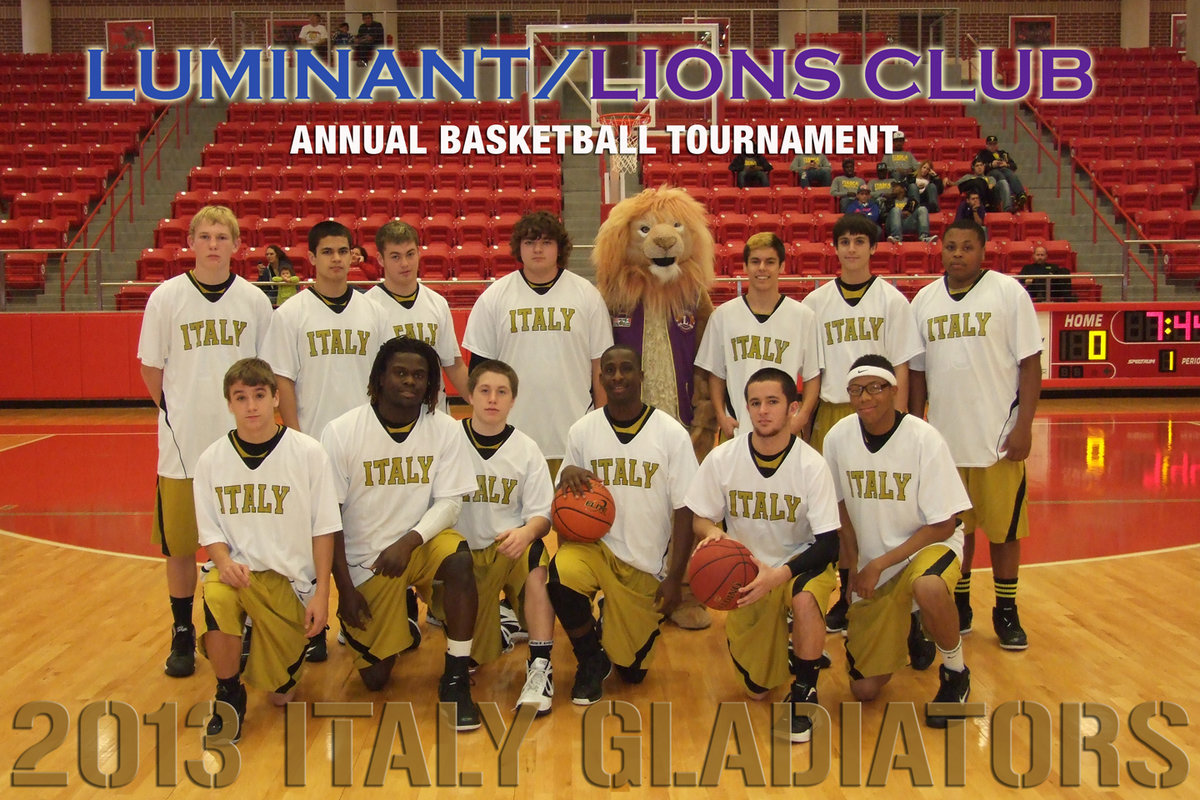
[
  {"xmin": 1012, "ymin": 102, "xmax": 1062, "ymax": 198},
  {"xmin": 1069, "ymin": 155, "xmax": 1157, "ymax": 299}
]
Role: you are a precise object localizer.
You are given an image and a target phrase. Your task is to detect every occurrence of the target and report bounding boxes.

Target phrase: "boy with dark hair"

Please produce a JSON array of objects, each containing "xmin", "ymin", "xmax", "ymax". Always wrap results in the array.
[{"xmin": 194, "ymin": 358, "xmax": 339, "ymax": 741}]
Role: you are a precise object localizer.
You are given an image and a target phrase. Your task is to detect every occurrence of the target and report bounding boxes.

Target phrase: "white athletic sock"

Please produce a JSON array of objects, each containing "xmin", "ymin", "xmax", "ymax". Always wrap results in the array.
[
  {"xmin": 447, "ymin": 638, "xmax": 472, "ymax": 658},
  {"xmin": 938, "ymin": 638, "xmax": 965, "ymax": 672}
]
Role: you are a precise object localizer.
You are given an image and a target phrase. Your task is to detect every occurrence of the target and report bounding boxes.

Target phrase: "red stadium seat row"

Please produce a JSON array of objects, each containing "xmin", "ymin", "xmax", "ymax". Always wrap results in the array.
[
  {"xmin": 6, "ymin": 190, "xmax": 93, "ymax": 227},
  {"xmin": 188, "ymin": 162, "xmax": 560, "ymax": 194},
  {"xmin": 0, "ymin": 121, "xmax": 145, "ymax": 149},
  {"xmin": 0, "ymin": 101, "xmax": 158, "ymax": 128},
  {"xmin": 1070, "ymin": 136, "xmax": 1200, "ymax": 164},
  {"xmin": 228, "ymin": 100, "xmax": 530, "ymax": 127},
  {"xmin": 0, "ymin": 217, "xmax": 71, "ymax": 249},
  {"xmin": 1084, "ymin": 159, "xmax": 1198, "ymax": 196},
  {"xmin": 1134, "ymin": 209, "xmax": 1200, "ymax": 241},
  {"xmin": 0, "ymin": 253, "xmax": 48, "ymax": 294},
  {"xmin": 0, "ymin": 166, "xmax": 111, "ymax": 205},
  {"xmin": 6, "ymin": 142, "xmax": 126, "ymax": 174},
  {"xmin": 199, "ymin": 140, "xmax": 559, "ymax": 170}
]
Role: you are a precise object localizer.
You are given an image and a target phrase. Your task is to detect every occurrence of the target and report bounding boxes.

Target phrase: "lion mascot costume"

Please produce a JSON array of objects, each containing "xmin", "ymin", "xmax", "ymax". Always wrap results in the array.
[{"xmin": 592, "ymin": 186, "xmax": 718, "ymax": 629}]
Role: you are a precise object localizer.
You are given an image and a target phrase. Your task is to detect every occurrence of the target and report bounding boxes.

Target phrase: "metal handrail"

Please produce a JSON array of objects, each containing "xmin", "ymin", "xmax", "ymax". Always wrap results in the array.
[
  {"xmin": 1011, "ymin": 104, "xmax": 1062, "ymax": 198},
  {"xmin": 1, "ymin": 247, "xmax": 103, "ymax": 312}
]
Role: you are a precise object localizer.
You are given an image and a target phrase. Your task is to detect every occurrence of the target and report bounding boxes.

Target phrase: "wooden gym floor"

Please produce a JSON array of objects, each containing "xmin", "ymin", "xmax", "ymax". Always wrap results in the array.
[{"xmin": 1, "ymin": 397, "xmax": 1198, "ymax": 798}]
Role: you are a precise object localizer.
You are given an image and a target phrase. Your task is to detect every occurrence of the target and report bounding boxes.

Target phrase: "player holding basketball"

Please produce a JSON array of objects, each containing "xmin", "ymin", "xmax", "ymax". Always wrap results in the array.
[
  {"xmin": 696, "ymin": 232, "xmax": 820, "ymax": 441},
  {"xmin": 910, "ymin": 219, "xmax": 1042, "ymax": 650},
  {"xmin": 138, "ymin": 205, "xmax": 273, "ymax": 678},
  {"xmin": 193, "ymin": 359, "xmax": 339, "ymax": 741},
  {"xmin": 549, "ymin": 344, "xmax": 698, "ymax": 704},
  {"xmin": 456, "ymin": 360, "xmax": 556, "ymax": 714},
  {"xmin": 366, "ymin": 220, "xmax": 469, "ymax": 411},
  {"xmin": 685, "ymin": 367, "xmax": 841, "ymax": 743},
  {"xmin": 320, "ymin": 337, "xmax": 482, "ymax": 729},
  {"xmin": 801, "ymin": 213, "xmax": 923, "ymax": 640},
  {"xmin": 461, "ymin": 211, "xmax": 613, "ymax": 472},
  {"xmin": 824, "ymin": 355, "xmax": 974, "ymax": 727}
]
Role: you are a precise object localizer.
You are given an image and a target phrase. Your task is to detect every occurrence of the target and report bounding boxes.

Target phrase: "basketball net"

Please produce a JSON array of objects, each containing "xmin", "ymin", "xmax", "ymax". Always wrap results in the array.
[{"xmin": 598, "ymin": 112, "xmax": 650, "ymax": 208}]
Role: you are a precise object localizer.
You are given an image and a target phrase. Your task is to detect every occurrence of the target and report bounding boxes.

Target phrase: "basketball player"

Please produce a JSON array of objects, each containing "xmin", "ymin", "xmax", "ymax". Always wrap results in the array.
[
  {"xmin": 193, "ymin": 359, "xmax": 339, "ymax": 741},
  {"xmin": 910, "ymin": 219, "xmax": 1042, "ymax": 650},
  {"xmin": 366, "ymin": 220, "xmax": 469, "ymax": 411},
  {"xmin": 802, "ymin": 212, "xmax": 923, "ymax": 636},
  {"xmin": 824, "ymin": 356, "xmax": 974, "ymax": 727},
  {"xmin": 461, "ymin": 211, "xmax": 613, "ymax": 469},
  {"xmin": 695, "ymin": 232, "xmax": 820, "ymax": 441},
  {"xmin": 549, "ymin": 344, "xmax": 698, "ymax": 704},
  {"xmin": 320, "ymin": 337, "xmax": 482, "ymax": 729},
  {"xmin": 457, "ymin": 360, "xmax": 556, "ymax": 714},
  {"xmin": 137, "ymin": 205, "xmax": 273, "ymax": 678},
  {"xmin": 685, "ymin": 367, "xmax": 840, "ymax": 743},
  {"xmin": 260, "ymin": 219, "xmax": 391, "ymax": 438}
]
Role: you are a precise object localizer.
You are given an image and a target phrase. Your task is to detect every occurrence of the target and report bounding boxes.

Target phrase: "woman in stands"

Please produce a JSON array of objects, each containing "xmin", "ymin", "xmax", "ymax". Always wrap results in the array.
[
  {"xmin": 350, "ymin": 244, "xmax": 380, "ymax": 283},
  {"xmin": 258, "ymin": 245, "xmax": 292, "ymax": 306},
  {"xmin": 907, "ymin": 161, "xmax": 944, "ymax": 212}
]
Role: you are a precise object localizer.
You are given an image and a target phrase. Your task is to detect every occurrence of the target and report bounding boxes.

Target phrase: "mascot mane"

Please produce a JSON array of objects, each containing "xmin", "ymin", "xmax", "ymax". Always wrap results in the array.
[{"xmin": 592, "ymin": 186, "xmax": 715, "ymax": 317}]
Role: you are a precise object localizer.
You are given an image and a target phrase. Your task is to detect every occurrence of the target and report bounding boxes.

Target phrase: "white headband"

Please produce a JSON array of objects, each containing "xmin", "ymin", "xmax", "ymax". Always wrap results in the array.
[{"xmin": 846, "ymin": 365, "xmax": 897, "ymax": 387}]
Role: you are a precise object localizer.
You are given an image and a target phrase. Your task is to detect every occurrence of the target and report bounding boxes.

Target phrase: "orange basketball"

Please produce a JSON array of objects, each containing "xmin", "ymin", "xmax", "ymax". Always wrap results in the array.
[
  {"xmin": 551, "ymin": 481, "xmax": 616, "ymax": 543},
  {"xmin": 688, "ymin": 538, "xmax": 759, "ymax": 611}
]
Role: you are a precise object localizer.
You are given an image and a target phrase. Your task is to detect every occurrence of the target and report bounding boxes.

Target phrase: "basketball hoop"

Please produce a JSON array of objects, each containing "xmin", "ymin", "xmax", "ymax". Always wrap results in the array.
[{"xmin": 598, "ymin": 112, "xmax": 651, "ymax": 175}]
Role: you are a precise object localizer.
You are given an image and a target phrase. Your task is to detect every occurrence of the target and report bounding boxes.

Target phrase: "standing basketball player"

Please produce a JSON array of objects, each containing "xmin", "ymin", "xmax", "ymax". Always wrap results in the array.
[
  {"xmin": 685, "ymin": 367, "xmax": 840, "ymax": 743},
  {"xmin": 695, "ymin": 232, "xmax": 820, "ymax": 440},
  {"xmin": 910, "ymin": 219, "xmax": 1042, "ymax": 649},
  {"xmin": 824, "ymin": 356, "xmax": 973, "ymax": 727},
  {"xmin": 366, "ymin": 220, "xmax": 469, "ymax": 411},
  {"xmin": 320, "ymin": 337, "xmax": 482, "ymax": 729},
  {"xmin": 193, "ymin": 359, "xmax": 339, "ymax": 741},
  {"xmin": 138, "ymin": 205, "xmax": 273, "ymax": 678},
  {"xmin": 461, "ymin": 212, "xmax": 613, "ymax": 469},
  {"xmin": 802, "ymin": 213, "xmax": 923, "ymax": 635},
  {"xmin": 457, "ymin": 360, "xmax": 557, "ymax": 714},
  {"xmin": 549, "ymin": 345, "xmax": 698, "ymax": 704}
]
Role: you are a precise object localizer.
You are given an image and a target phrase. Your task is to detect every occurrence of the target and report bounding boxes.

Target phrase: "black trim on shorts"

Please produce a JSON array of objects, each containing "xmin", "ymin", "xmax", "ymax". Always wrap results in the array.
[
  {"xmin": 728, "ymin": 641, "xmax": 770, "ymax": 695},
  {"xmin": 1005, "ymin": 466, "xmax": 1027, "ymax": 543},
  {"xmin": 274, "ymin": 646, "xmax": 307, "ymax": 694},
  {"xmin": 527, "ymin": 539, "xmax": 546, "ymax": 572},
  {"xmin": 155, "ymin": 481, "xmax": 171, "ymax": 557},
  {"xmin": 790, "ymin": 567, "xmax": 825, "ymax": 597},
  {"xmin": 339, "ymin": 625, "xmax": 381, "ymax": 665},
  {"xmin": 845, "ymin": 640, "xmax": 865, "ymax": 681},
  {"xmin": 202, "ymin": 599, "xmax": 219, "ymax": 632},
  {"xmin": 625, "ymin": 625, "xmax": 661, "ymax": 674},
  {"xmin": 923, "ymin": 548, "xmax": 960, "ymax": 578}
]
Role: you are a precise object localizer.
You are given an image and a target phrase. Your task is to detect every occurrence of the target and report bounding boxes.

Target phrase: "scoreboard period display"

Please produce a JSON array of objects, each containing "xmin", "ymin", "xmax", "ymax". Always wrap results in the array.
[{"xmin": 1041, "ymin": 302, "xmax": 1200, "ymax": 389}]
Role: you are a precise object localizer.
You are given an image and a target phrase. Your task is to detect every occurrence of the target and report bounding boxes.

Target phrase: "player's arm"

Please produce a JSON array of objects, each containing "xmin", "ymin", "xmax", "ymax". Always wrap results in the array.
[
  {"xmin": 692, "ymin": 514, "xmax": 726, "ymax": 545},
  {"xmin": 793, "ymin": 373, "xmax": 821, "ymax": 437},
  {"xmin": 276, "ymin": 376, "xmax": 300, "ymax": 430},
  {"xmin": 837, "ymin": 502, "xmax": 859, "ymax": 580},
  {"xmin": 206, "ymin": 541, "xmax": 251, "ymax": 589},
  {"xmin": 908, "ymin": 369, "xmax": 927, "ymax": 419},
  {"xmin": 852, "ymin": 515, "xmax": 957, "ymax": 600},
  {"xmin": 444, "ymin": 357, "xmax": 470, "ymax": 400},
  {"xmin": 305, "ymin": 532, "xmax": 335, "ymax": 637},
  {"xmin": 591, "ymin": 358, "xmax": 606, "ymax": 408},
  {"xmin": 1002, "ymin": 353, "xmax": 1042, "ymax": 461},
  {"xmin": 332, "ymin": 530, "xmax": 372, "ymax": 629},
  {"xmin": 656, "ymin": 506, "xmax": 695, "ymax": 616},
  {"xmin": 140, "ymin": 364, "xmax": 164, "ymax": 408},
  {"xmin": 892, "ymin": 362, "xmax": 910, "ymax": 413},
  {"xmin": 708, "ymin": 373, "xmax": 737, "ymax": 438},
  {"xmin": 737, "ymin": 530, "xmax": 838, "ymax": 607},
  {"xmin": 496, "ymin": 515, "xmax": 551, "ymax": 560}
]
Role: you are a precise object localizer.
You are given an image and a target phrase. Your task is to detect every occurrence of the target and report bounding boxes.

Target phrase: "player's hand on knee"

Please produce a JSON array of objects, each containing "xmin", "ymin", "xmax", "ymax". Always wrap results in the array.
[
  {"xmin": 559, "ymin": 466, "xmax": 600, "ymax": 497},
  {"xmin": 372, "ymin": 533, "xmax": 420, "ymax": 578},
  {"xmin": 851, "ymin": 560, "xmax": 882, "ymax": 600},
  {"xmin": 655, "ymin": 575, "xmax": 684, "ymax": 617},
  {"xmin": 338, "ymin": 588, "xmax": 372, "ymax": 630},
  {"xmin": 220, "ymin": 561, "xmax": 252, "ymax": 589},
  {"xmin": 736, "ymin": 561, "xmax": 788, "ymax": 607}
]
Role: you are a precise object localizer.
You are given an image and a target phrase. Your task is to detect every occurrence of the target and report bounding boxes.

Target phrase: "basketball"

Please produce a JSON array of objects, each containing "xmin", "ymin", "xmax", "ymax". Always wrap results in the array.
[
  {"xmin": 551, "ymin": 481, "xmax": 616, "ymax": 543},
  {"xmin": 688, "ymin": 538, "xmax": 759, "ymax": 611}
]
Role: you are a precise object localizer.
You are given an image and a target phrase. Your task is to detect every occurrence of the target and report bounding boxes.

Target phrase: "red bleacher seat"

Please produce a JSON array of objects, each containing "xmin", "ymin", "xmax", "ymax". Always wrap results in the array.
[{"xmin": 1150, "ymin": 184, "xmax": 1188, "ymax": 211}]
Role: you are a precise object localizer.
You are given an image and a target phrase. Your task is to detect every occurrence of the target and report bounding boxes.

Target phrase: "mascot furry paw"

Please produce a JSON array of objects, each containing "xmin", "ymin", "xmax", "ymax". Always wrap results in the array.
[
  {"xmin": 593, "ymin": 185, "xmax": 718, "ymax": 461},
  {"xmin": 592, "ymin": 186, "xmax": 717, "ymax": 630}
]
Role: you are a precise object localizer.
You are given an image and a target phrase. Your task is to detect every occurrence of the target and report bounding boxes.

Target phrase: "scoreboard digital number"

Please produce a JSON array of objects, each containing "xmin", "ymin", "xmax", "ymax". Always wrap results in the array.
[{"xmin": 1043, "ymin": 303, "xmax": 1200, "ymax": 389}]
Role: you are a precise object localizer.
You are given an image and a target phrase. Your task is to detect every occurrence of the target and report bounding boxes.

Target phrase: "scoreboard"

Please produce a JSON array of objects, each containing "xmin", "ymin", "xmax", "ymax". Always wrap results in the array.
[{"xmin": 1040, "ymin": 302, "xmax": 1200, "ymax": 389}]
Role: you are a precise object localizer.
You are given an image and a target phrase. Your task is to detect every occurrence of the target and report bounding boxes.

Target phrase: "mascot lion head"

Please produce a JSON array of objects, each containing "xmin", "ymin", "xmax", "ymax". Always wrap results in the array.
[{"xmin": 592, "ymin": 186, "xmax": 714, "ymax": 317}]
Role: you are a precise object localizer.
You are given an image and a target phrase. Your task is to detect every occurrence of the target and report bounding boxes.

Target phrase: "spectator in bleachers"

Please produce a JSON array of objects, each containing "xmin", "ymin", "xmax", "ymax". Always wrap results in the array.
[
  {"xmin": 906, "ymin": 160, "xmax": 944, "ymax": 212},
  {"xmin": 882, "ymin": 131, "xmax": 920, "ymax": 187},
  {"xmin": 831, "ymin": 158, "xmax": 867, "ymax": 212},
  {"xmin": 846, "ymin": 185, "xmax": 882, "ymax": 228},
  {"xmin": 298, "ymin": 13, "xmax": 329, "ymax": 59},
  {"xmin": 272, "ymin": 264, "xmax": 301, "ymax": 305},
  {"xmin": 258, "ymin": 245, "xmax": 292, "ymax": 306},
  {"xmin": 885, "ymin": 183, "xmax": 935, "ymax": 244},
  {"xmin": 729, "ymin": 144, "xmax": 772, "ymax": 188},
  {"xmin": 332, "ymin": 22, "xmax": 353, "ymax": 47},
  {"xmin": 868, "ymin": 162, "xmax": 902, "ymax": 202},
  {"xmin": 977, "ymin": 135, "xmax": 1027, "ymax": 211},
  {"xmin": 1018, "ymin": 245, "xmax": 1075, "ymax": 302},
  {"xmin": 789, "ymin": 153, "xmax": 832, "ymax": 188},
  {"xmin": 350, "ymin": 244, "xmax": 380, "ymax": 283},
  {"xmin": 955, "ymin": 190, "xmax": 987, "ymax": 235},
  {"xmin": 957, "ymin": 160, "xmax": 1002, "ymax": 212},
  {"xmin": 353, "ymin": 13, "xmax": 385, "ymax": 64}
]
